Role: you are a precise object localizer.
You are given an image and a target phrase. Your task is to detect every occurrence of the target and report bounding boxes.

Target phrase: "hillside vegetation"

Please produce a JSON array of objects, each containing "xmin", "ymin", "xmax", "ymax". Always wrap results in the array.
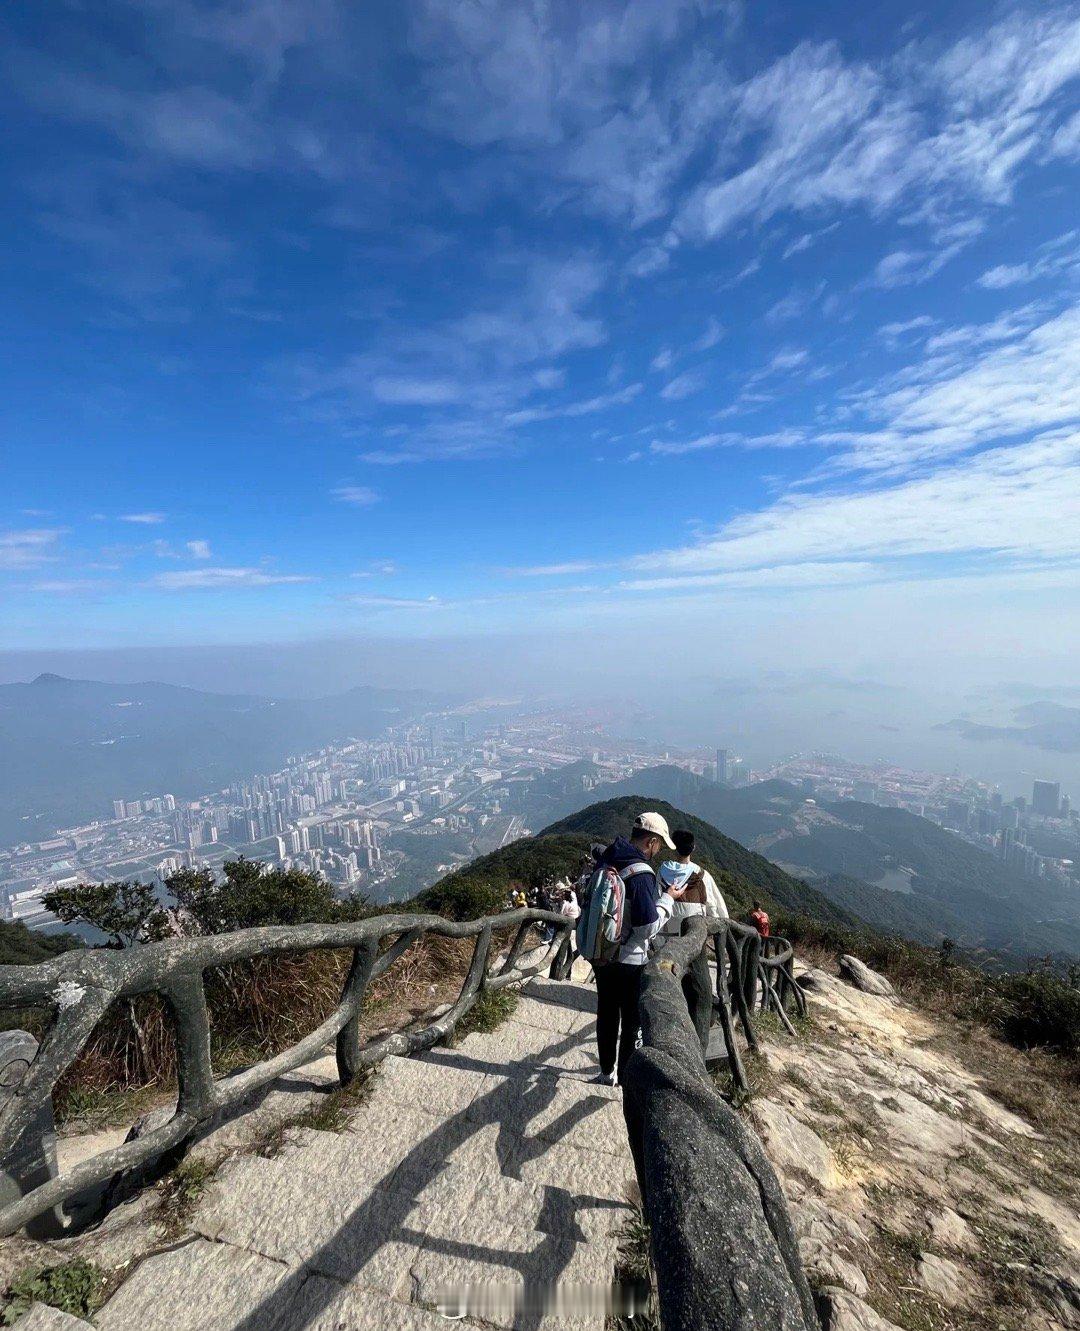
[{"xmin": 414, "ymin": 795, "xmax": 857, "ymax": 926}]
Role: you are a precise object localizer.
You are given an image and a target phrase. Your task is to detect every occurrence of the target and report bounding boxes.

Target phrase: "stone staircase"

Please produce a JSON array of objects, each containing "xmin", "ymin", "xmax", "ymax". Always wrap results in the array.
[{"xmin": 31, "ymin": 972, "xmax": 637, "ymax": 1330}]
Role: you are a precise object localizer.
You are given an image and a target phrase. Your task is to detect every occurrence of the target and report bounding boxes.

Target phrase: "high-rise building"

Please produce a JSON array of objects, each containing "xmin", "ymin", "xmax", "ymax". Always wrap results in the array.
[
  {"xmin": 112, "ymin": 800, "xmax": 126, "ymax": 820},
  {"xmin": 715, "ymin": 748, "xmax": 729, "ymax": 784},
  {"xmin": 164, "ymin": 793, "xmax": 176, "ymax": 812},
  {"xmin": 1032, "ymin": 780, "xmax": 1061, "ymax": 818}
]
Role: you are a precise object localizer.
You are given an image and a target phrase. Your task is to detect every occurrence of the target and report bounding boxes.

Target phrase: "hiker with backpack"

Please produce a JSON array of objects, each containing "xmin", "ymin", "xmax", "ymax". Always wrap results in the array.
[{"xmin": 576, "ymin": 812, "xmax": 687, "ymax": 1086}]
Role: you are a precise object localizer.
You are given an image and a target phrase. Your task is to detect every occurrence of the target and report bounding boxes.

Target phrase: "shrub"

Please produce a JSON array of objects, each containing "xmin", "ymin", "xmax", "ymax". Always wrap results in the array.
[{"xmin": 2, "ymin": 1258, "xmax": 109, "ymax": 1324}]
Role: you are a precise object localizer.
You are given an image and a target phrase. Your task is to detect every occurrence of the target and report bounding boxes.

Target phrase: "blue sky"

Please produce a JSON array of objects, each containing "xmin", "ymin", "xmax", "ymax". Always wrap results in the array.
[{"xmin": 2, "ymin": 0, "xmax": 1080, "ymax": 690}]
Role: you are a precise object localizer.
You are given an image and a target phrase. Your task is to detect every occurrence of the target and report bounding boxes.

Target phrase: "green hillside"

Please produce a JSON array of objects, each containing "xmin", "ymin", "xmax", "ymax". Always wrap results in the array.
[{"xmin": 413, "ymin": 794, "xmax": 858, "ymax": 927}]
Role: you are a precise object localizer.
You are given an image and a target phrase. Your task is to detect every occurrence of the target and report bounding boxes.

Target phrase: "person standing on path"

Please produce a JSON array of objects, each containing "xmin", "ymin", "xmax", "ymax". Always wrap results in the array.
[{"xmin": 592, "ymin": 812, "xmax": 685, "ymax": 1086}]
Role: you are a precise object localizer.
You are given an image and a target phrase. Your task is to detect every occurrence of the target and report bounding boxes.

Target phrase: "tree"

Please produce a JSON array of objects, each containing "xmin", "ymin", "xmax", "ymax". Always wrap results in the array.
[
  {"xmin": 166, "ymin": 858, "xmax": 368, "ymax": 934},
  {"xmin": 42, "ymin": 880, "xmax": 169, "ymax": 948}
]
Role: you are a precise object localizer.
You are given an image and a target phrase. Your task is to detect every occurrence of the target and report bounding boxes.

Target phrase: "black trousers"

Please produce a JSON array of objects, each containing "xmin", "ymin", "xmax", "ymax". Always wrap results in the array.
[{"xmin": 594, "ymin": 962, "xmax": 643, "ymax": 1080}]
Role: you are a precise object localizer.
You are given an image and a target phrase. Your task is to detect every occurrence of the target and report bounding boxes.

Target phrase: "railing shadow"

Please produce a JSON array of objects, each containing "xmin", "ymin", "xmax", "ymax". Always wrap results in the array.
[{"xmin": 219, "ymin": 1015, "xmax": 625, "ymax": 1331}]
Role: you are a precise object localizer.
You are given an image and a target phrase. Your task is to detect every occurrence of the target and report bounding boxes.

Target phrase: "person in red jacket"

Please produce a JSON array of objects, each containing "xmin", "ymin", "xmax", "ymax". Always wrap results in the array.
[{"xmin": 749, "ymin": 901, "xmax": 770, "ymax": 937}]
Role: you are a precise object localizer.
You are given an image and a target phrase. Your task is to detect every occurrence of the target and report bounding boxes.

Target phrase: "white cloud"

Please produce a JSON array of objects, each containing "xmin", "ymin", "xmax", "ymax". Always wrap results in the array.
[
  {"xmin": 152, "ymin": 567, "xmax": 313, "ymax": 589},
  {"xmin": 621, "ymin": 561, "xmax": 881, "ymax": 592},
  {"xmin": 185, "ymin": 539, "xmax": 212, "ymax": 559},
  {"xmin": 674, "ymin": 11, "xmax": 1080, "ymax": 254},
  {"xmin": 650, "ymin": 347, "xmax": 675, "ymax": 373},
  {"xmin": 505, "ymin": 382, "xmax": 642, "ymax": 426},
  {"xmin": 33, "ymin": 578, "xmax": 107, "ymax": 594},
  {"xmin": 288, "ymin": 252, "xmax": 607, "ymax": 460},
  {"xmin": 333, "ymin": 486, "xmax": 380, "ymax": 507},
  {"xmin": 660, "ymin": 369, "xmax": 706, "ymax": 401},
  {"xmin": 632, "ymin": 429, "xmax": 1080, "ymax": 576},
  {"xmin": 120, "ymin": 512, "xmax": 166, "ymax": 525},
  {"xmin": 504, "ymin": 561, "xmax": 602, "ymax": 577},
  {"xmin": 878, "ymin": 316, "xmax": 936, "ymax": 340},
  {"xmin": 0, "ymin": 529, "xmax": 63, "ymax": 569},
  {"xmin": 830, "ymin": 301, "xmax": 1080, "ymax": 472},
  {"xmin": 976, "ymin": 229, "xmax": 1080, "ymax": 288},
  {"xmin": 651, "ymin": 428, "xmax": 808, "ymax": 456},
  {"xmin": 695, "ymin": 318, "xmax": 725, "ymax": 351},
  {"xmin": 350, "ymin": 561, "xmax": 399, "ymax": 578},
  {"xmin": 345, "ymin": 593, "xmax": 441, "ymax": 609}
]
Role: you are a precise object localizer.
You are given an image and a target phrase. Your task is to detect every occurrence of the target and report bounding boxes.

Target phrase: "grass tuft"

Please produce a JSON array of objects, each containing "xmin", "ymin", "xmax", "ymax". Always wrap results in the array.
[
  {"xmin": 157, "ymin": 1155, "xmax": 220, "ymax": 1235},
  {"xmin": 444, "ymin": 989, "xmax": 518, "ymax": 1046}
]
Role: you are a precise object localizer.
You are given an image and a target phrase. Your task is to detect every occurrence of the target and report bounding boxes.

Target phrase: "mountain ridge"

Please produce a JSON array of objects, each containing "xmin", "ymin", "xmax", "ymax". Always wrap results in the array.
[{"xmin": 561, "ymin": 764, "xmax": 1080, "ymax": 962}]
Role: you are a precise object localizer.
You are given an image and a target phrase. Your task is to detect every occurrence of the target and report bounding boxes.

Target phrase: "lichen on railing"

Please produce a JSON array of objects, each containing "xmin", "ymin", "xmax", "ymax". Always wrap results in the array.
[{"xmin": 0, "ymin": 908, "xmax": 573, "ymax": 1237}]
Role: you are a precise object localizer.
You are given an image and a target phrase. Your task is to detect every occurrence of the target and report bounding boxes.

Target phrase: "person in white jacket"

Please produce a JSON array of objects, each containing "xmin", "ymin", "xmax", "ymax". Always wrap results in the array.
[{"xmin": 651, "ymin": 829, "xmax": 725, "ymax": 1052}]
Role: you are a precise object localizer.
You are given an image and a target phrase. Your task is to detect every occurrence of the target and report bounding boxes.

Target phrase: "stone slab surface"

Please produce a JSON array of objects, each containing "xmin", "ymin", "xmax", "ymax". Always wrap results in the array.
[
  {"xmin": 93, "ymin": 976, "xmax": 628, "ymax": 1331},
  {"xmin": 14, "ymin": 1306, "xmax": 93, "ymax": 1330},
  {"xmin": 96, "ymin": 1238, "xmax": 294, "ymax": 1331}
]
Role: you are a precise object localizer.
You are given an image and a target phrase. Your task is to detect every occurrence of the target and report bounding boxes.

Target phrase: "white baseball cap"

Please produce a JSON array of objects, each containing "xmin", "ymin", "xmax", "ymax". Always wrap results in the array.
[{"xmin": 633, "ymin": 811, "xmax": 676, "ymax": 850}]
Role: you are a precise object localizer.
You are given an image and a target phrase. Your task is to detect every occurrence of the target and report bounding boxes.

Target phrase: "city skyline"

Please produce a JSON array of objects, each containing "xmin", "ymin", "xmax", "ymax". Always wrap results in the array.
[{"xmin": 2, "ymin": 1, "xmax": 1080, "ymax": 699}]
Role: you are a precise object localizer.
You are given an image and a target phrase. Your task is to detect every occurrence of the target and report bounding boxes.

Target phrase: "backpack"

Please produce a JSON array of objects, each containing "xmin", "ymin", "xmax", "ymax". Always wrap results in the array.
[{"xmin": 576, "ymin": 861, "xmax": 651, "ymax": 965}]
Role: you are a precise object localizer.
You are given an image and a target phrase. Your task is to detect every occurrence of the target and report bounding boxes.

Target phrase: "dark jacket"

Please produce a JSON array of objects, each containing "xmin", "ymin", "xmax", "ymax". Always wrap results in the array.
[{"xmin": 599, "ymin": 837, "xmax": 673, "ymax": 965}]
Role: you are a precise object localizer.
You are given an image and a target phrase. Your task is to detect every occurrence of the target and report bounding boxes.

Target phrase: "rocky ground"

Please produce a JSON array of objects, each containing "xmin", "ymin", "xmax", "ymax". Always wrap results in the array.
[
  {"xmin": 1, "ymin": 951, "xmax": 1077, "ymax": 1330},
  {"xmin": 751, "ymin": 962, "xmax": 1080, "ymax": 1331}
]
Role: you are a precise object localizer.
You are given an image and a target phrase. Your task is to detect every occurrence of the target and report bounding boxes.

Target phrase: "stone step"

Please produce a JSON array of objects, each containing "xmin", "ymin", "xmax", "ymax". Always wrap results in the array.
[{"xmin": 95, "ymin": 1235, "xmax": 474, "ymax": 1331}]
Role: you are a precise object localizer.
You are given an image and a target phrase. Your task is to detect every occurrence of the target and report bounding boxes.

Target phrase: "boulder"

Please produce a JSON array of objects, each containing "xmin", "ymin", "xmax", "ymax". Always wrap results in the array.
[
  {"xmin": 927, "ymin": 1206, "xmax": 976, "ymax": 1253},
  {"xmin": 917, "ymin": 1253, "xmax": 974, "ymax": 1308},
  {"xmin": 817, "ymin": 1287, "xmax": 905, "ymax": 1330},
  {"xmin": 838, "ymin": 956, "xmax": 895, "ymax": 999},
  {"xmin": 753, "ymin": 1100, "xmax": 841, "ymax": 1191},
  {"xmin": 799, "ymin": 1237, "xmax": 868, "ymax": 1297}
]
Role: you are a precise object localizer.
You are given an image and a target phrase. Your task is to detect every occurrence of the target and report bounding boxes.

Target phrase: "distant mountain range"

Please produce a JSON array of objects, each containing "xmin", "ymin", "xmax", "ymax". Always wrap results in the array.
[
  {"xmin": 0, "ymin": 674, "xmax": 435, "ymax": 842},
  {"xmin": 523, "ymin": 763, "xmax": 1080, "ymax": 963},
  {"xmin": 937, "ymin": 701, "xmax": 1080, "ymax": 753}
]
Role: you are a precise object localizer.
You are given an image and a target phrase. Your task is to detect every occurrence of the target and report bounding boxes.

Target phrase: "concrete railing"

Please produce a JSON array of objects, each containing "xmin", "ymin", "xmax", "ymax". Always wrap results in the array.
[
  {"xmin": 0, "ymin": 908, "xmax": 574, "ymax": 1237},
  {"xmin": 622, "ymin": 917, "xmax": 820, "ymax": 1330}
]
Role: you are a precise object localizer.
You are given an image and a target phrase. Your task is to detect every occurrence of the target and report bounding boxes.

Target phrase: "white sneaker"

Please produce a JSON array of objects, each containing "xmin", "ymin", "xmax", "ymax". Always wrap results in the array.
[{"xmin": 591, "ymin": 1071, "xmax": 617, "ymax": 1086}]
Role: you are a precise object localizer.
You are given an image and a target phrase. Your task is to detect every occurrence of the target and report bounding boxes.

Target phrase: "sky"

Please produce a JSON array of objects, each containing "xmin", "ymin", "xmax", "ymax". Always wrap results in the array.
[{"xmin": 2, "ymin": 0, "xmax": 1080, "ymax": 706}]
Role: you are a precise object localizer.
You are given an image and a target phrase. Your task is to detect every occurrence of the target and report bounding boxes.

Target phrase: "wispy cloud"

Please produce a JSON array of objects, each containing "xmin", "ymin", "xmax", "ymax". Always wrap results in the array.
[
  {"xmin": 33, "ymin": 578, "xmax": 108, "ymax": 594},
  {"xmin": 344, "ymin": 593, "xmax": 441, "ymax": 610},
  {"xmin": 152, "ymin": 567, "xmax": 313, "ymax": 589},
  {"xmin": 505, "ymin": 382, "xmax": 642, "ymax": 427},
  {"xmin": 651, "ymin": 429, "xmax": 808, "ymax": 456},
  {"xmin": 185, "ymin": 539, "xmax": 212, "ymax": 559},
  {"xmin": 977, "ymin": 230, "xmax": 1080, "ymax": 289},
  {"xmin": 503, "ymin": 561, "xmax": 603, "ymax": 577},
  {"xmin": 0, "ymin": 529, "xmax": 64, "ymax": 569},
  {"xmin": 660, "ymin": 369, "xmax": 706, "ymax": 401},
  {"xmin": 878, "ymin": 316, "xmax": 936, "ymax": 341},
  {"xmin": 826, "ymin": 301, "xmax": 1080, "ymax": 473},
  {"xmin": 120, "ymin": 512, "xmax": 166, "ymax": 525},
  {"xmin": 350, "ymin": 561, "xmax": 399, "ymax": 578},
  {"xmin": 632, "ymin": 429, "xmax": 1080, "ymax": 576},
  {"xmin": 332, "ymin": 486, "xmax": 380, "ymax": 507}
]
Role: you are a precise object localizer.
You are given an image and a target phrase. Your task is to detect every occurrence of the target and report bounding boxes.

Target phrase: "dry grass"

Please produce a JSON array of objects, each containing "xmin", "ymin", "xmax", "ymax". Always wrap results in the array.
[{"xmin": 51, "ymin": 925, "xmax": 530, "ymax": 1130}]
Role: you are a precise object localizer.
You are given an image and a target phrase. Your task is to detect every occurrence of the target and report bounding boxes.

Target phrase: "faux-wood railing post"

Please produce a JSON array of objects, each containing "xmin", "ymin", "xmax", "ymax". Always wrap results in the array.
[
  {"xmin": 335, "ymin": 940, "xmax": 379, "ymax": 1085},
  {"xmin": 163, "ymin": 973, "xmax": 214, "ymax": 1123}
]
